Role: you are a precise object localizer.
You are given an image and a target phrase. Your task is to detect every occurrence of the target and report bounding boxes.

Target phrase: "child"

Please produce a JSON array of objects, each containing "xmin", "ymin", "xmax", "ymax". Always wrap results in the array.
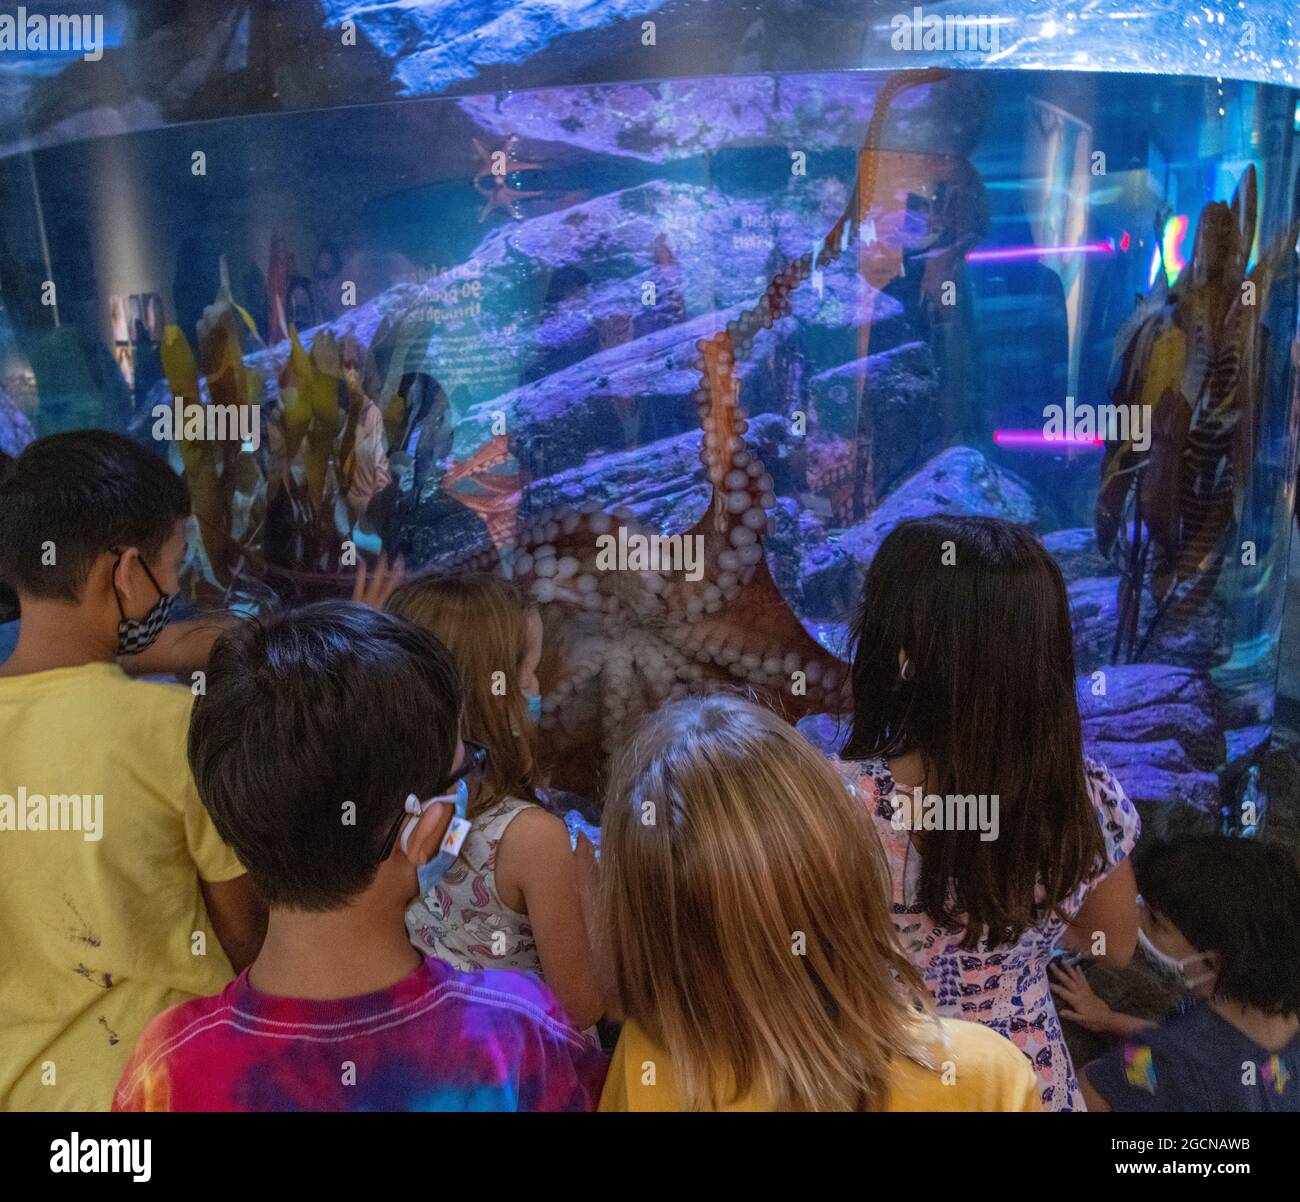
[
  {"xmin": 114, "ymin": 602, "xmax": 607, "ymax": 1111},
  {"xmin": 834, "ymin": 515, "xmax": 1141, "ymax": 1111},
  {"xmin": 0, "ymin": 430, "xmax": 263, "ymax": 1111},
  {"xmin": 1052, "ymin": 836, "xmax": 1300, "ymax": 1112},
  {"xmin": 387, "ymin": 574, "xmax": 603, "ymax": 1031},
  {"xmin": 596, "ymin": 694, "xmax": 1041, "ymax": 1112}
]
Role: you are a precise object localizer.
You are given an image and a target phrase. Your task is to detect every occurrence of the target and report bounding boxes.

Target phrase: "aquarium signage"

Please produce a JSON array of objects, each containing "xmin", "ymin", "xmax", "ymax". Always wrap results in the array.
[{"xmin": 0, "ymin": 6, "xmax": 103, "ymax": 62}]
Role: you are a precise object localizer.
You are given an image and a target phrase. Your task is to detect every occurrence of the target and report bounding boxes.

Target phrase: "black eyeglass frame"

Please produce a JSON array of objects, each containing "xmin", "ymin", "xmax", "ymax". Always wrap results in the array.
[{"xmin": 374, "ymin": 740, "xmax": 488, "ymax": 864}]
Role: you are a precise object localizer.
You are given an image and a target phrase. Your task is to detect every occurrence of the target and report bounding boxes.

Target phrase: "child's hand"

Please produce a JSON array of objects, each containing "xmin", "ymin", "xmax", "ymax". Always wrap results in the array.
[
  {"xmin": 351, "ymin": 552, "xmax": 405, "ymax": 610},
  {"xmin": 1050, "ymin": 961, "xmax": 1117, "ymax": 1033}
]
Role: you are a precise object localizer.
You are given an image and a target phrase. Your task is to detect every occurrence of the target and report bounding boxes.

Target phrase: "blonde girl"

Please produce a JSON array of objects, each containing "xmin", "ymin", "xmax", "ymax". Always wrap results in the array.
[
  {"xmin": 387, "ymin": 573, "xmax": 603, "ymax": 1031},
  {"xmin": 595, "ymin": 694, "xmax": 1040, "ymax": 1112}
]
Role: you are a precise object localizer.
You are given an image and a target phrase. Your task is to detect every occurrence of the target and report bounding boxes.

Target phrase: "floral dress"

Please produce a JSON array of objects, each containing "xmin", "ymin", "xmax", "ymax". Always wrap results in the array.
[
  {"xmin": 406, "ymin": 795, "xmax": 541, "ymax": 973},
  {"xmin": 835, "ymin": 756, "xmax": 1140, "ymax": 1111},
  {"xmin": 405, "ymin": 795, "xmax": 600, "ymax": 1044}
]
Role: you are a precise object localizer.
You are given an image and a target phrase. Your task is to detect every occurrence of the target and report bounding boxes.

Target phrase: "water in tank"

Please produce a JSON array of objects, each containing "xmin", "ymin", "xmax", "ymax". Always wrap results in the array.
[{"xmin": 0, "ymin": 1, "xmax": 1297, "ymax": 829}]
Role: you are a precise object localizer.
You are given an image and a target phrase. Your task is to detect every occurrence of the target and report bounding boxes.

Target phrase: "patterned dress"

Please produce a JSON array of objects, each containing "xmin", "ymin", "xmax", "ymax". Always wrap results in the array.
[
  {"xmin": 405, "ymin": 795, "xmax": 600, "ymax": 1043},
  {"xmin": 406, "ymin": 795, "xmax": 541, "ymax": 973},
  {"xmin": 835, "ymin": 756, "xmax": 1140, "ymax": 1112}
]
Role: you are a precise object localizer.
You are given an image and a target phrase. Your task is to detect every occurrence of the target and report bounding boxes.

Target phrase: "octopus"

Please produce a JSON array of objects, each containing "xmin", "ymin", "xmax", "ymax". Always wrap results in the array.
[{"xmin": 442, "ymin": 70, "xmax": 951, "ymax": 797}]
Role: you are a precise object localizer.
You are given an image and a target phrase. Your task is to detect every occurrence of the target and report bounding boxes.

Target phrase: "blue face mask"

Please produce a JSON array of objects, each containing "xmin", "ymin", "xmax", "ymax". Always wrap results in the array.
[
  {"xmin": 401, "ymin": 778, "xmax": 471, "ymax": 899},
  {"xmin": 523, "ymin": 691, "xmax": 542, "ymax": 726}
]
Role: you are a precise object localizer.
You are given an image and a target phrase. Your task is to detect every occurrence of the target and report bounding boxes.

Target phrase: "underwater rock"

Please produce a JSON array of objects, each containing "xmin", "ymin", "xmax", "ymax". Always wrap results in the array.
[
  {"xmin": 323, "ymin": 0, "xmax": 670, "ymax": 95},
  {"xmin": 459, "ymin": 71, "xmax": 990, "ymax": 162},
  {"xmin": 522, "ymin": 425, "xmax": 712, "ymax": 535},
  {"xmin": 769, "ymin": 446, "xmax": 1037, "ymax": 622},
  {"xmin": 232, "ymin": 178, "xmax": 912, "ymax": 487},
  {"xmin": 1079, "ymin": 663, "xmax": 1222, "ymax": 823},
  {"xmin": 0, "ymin": 385, "xmax": 35, "ymax": 457},
  {"xmin": 1043, "ymin": 526, "xmax": 1114, "ymax": 582},
  {"xmin": 807, "ymin": 341, "xmax": 943, "ymax": 498},
  {"xmin": 1068, "ymin": 576, "xmax": 1229, "ymax": 676}
]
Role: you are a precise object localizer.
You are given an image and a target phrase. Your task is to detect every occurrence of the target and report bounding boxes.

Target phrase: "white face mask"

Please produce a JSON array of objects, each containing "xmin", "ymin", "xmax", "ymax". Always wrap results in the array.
[{"xmin": 1137, "ymin": 927, "xmax": 1216, "ymax": 991}]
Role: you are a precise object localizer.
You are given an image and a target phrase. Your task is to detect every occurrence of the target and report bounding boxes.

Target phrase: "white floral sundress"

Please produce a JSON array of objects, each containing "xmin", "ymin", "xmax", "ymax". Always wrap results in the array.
[{"xmin": 835, "ymin": 755, "xmax": 1140, "ymax": 1112}]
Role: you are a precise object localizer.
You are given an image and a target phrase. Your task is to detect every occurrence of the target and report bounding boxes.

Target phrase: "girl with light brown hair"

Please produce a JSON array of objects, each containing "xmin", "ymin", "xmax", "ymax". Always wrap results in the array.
[
  {"xmin": 387, "ymin": 573, "xmax": 603, "ymax": 1032},
  {"xmin": 595, "ymin": 694, "xmax": 1041, "ymax": 1112}
]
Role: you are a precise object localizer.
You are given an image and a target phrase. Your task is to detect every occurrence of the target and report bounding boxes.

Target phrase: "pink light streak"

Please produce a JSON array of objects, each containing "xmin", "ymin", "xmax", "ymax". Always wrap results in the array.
[
  {"xmin": 993, "ymin": 429, "xmax": 1105, "ymax": 450},
  {"xmin": 966, "ymin": 242, "xmax": 1115, "ymax": 264}
]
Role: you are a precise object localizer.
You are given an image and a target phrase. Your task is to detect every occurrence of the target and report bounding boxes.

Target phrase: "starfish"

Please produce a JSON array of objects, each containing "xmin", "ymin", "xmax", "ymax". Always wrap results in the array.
[{"xmin": 472, "ymin": 135, "xmax": 543, "ymax": 222}]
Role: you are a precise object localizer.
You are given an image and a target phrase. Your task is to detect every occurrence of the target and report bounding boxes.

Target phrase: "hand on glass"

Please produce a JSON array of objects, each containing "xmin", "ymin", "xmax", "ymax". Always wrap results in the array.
[{"xmin": 351, "ymin": 552, "xmax": 406, "ymax": 610}]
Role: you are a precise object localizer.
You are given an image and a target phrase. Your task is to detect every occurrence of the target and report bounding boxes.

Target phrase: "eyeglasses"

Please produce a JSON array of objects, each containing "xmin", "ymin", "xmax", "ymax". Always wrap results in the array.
[{"xmin": 374, "ymin": 740, "xmax": 488, "ymax": 864}]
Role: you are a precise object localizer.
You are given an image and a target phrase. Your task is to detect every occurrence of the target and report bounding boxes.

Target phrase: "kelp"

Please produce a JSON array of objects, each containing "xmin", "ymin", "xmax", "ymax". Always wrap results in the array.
[
  {"xmin": 160, "ymin": 265, "xmax": 396, "ymax": 598},
  {"xmin": 1096, "ymin": 165, "xmax": 1297, "ymax": 662}
]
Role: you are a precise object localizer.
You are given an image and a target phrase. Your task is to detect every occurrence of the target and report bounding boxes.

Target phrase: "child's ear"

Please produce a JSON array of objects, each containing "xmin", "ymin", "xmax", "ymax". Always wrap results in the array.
[{"xmin": 400, "ymin": 801, "xmax": 454, "ymax": 869}]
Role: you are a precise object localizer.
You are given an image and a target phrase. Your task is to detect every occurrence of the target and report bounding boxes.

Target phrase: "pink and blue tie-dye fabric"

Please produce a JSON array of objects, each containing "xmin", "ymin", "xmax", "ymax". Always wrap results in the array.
[{"xmin": 113, "ymin": 956, "xmax": 607, "ymax": 1112}]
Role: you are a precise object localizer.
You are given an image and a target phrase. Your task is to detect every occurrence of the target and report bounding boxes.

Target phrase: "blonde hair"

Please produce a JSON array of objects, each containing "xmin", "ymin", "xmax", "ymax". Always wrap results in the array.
[
  {"xmin": 599, "ymin": 694, "xmax": 938, "ymax": 1111},
  {"xmin": 386, "ymin": 573, "xmax": 541, "ymax": 819}
]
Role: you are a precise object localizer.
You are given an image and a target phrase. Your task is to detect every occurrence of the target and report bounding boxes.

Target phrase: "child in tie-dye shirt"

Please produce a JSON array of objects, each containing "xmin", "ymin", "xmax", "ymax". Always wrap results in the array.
[{"xmin": 114, "ymin": 602, "xmax": 606, "ymax": 1112}]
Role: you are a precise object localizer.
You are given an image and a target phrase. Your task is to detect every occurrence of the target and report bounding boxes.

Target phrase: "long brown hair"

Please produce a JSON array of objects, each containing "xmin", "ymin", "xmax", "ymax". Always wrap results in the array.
[
  {"xmin": 842, "ymin": 515, "xmax": 1105, "ymax": 949},
  {"xmin": 387, "ymin": 573, "xmax": 541, "ymax": 818},
  {"xmin": 599, "ymin": 694, "xmax": 938, "ymax": 1111}
]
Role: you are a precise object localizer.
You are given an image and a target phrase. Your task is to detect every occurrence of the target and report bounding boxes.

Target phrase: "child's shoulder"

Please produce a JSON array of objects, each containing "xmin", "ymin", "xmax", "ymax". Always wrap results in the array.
[
  {"xmin": 435, "ymin": 961, "xmax": 587, "ymax": 1046},
  {"xmin": 890, "ymin": 1016, "xmax": 1041, "ymax": 1111},
  {"xmin": 1144, "ymin": 1003, "xmax": 1229, "ymax": 1058},
  {"xmin": 113, "ymin": 983, "xmax": 236, "ymax": 1107}
]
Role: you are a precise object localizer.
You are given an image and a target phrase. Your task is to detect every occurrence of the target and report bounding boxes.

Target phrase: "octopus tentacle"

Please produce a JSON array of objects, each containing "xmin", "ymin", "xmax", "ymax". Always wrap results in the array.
[{"xmin": 432, "ymin": 71, "xmax": 949, "ymax": 796}]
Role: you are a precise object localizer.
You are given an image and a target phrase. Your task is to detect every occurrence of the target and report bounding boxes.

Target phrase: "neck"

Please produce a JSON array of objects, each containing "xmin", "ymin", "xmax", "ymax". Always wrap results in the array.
[
  {"xmin": 0, "ymin": 599, "xmax": 117, "ymax": 677},
  {"xmin": 247, "ymin": 888, "xmax": 422, "ymax": 1001},
  {"xmin": 1210, "ymin": 999, "xmax": 1300, "ymax": 1053}
]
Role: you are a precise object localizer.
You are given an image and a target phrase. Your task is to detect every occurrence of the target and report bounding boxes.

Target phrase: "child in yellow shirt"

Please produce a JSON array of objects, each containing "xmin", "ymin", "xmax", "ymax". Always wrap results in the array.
[
  {"xmin": 592, "ymin": 695, "xmax": 1041, "ymax": 1112},
  {"xmin": 0, "ymin": 431, "xmax": 264, "ymax": 1110}
]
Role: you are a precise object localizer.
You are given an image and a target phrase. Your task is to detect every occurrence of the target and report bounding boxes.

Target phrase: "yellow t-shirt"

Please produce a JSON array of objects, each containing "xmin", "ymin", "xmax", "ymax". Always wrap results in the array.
[
  {"xmin": 0, "ymin": 663, "xmax": 244, "ymax": 1111},
  {"xmin": 600, "ymin": 1015, "xmax": 1042, "ymax": 1112}
]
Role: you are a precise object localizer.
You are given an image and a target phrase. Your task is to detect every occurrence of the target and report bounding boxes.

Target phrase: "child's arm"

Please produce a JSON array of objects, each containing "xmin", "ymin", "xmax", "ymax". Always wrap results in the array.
[
  {"xmin": 496, "ymin": 807, "xmax": 605, "ymax": 1030},
  {"xmin": 1050, "ymin": 961, "xmax": 1157, "ymax": 1038},
  {"xmin": 1059, "ymin": 857, "xmax": 1139, "ymax": 967},
  {"xmin": 200, "ymin": 875, "xmax": 267, "ymax": 973},
  {"xmin": 119, "ymin": 614, "xmax": 234, "ymax": 677}
]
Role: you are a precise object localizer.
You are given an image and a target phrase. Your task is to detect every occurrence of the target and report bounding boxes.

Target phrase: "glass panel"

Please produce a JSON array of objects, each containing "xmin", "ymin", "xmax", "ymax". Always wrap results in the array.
[{"xmin": 1, "ymin": 58, "xmax": 1297, "ymax": 827}]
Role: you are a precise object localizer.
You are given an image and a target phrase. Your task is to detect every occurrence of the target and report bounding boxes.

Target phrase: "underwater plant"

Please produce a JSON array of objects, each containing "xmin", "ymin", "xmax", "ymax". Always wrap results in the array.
[
  {"xmin": 1095, "ymin": 165, "xmax": 1298, "ymax": 664},
  {"xmin": 160, "ymin": 263, "xmax": 397, "ymax": 602}
]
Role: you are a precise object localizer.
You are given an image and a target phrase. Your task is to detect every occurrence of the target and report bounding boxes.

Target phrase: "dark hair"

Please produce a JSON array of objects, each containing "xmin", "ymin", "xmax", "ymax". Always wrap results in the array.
[
  {"xmin": 0, "ymin": 430, "xmax": 189, "ymax": 602},
  {"xmin": 1136, "ymin": 836, "xmax": 1300, "ymax": 1014},
  {"xmin": 843, "ymin": 515, "xmax": 1103, "ymax": 949},
  {"xmin": 188, "ymin": 602, "xmax": 463, "ymax": 910}
]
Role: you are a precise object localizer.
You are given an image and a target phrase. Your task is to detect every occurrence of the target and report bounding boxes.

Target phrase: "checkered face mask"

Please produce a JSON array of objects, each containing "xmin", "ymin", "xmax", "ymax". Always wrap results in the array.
[{"xmin": 111, "ymin": 549, "xmax": 177, "ymax": 656}]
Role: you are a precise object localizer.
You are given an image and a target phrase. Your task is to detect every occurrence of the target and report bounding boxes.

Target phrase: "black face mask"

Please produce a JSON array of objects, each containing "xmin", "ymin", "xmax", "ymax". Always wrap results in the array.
[{"xmin": 110, "ymin": 549, "xmax": 176, "ymax": 656}]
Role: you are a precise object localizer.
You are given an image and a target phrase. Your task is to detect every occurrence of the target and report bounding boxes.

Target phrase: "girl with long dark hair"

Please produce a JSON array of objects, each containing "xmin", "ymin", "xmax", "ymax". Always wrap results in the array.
[{"xmin": 836, "ymin": 515, "xmax": 1141, "ymax": 1111}]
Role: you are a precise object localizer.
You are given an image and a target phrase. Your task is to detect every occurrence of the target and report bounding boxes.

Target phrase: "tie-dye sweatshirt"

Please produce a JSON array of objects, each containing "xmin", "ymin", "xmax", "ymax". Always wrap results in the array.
[{"xmin": 113, "ymin": 956, "xmax": 607, "ymax": 1112}]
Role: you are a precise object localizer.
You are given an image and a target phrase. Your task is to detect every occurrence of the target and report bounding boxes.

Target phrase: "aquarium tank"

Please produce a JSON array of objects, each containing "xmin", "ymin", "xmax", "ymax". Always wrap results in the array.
[{"xmin": 0, "ymin": 0, "xmax": 1298, "ymax": 832}]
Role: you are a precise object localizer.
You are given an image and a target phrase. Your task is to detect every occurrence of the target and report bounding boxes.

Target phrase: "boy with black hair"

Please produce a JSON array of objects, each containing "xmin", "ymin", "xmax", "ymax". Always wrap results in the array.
[
  {"xmin": 0, "ymin": 430, "xmax": 263, "ymax": 1111},
  {"xmin": 1052, "ymin": 835, "xmax": 1300, "ymax": 1112},
  {"xmin": 114, "ymin": 601, "xmax": 607, "ymax": 1111}
]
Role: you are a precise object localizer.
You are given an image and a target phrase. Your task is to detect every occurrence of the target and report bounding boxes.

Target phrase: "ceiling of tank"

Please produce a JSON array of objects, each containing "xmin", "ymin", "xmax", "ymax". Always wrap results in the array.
[{"xmin": 0, "ymin": 0, "xmax": 1295, "ymax": 160}]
